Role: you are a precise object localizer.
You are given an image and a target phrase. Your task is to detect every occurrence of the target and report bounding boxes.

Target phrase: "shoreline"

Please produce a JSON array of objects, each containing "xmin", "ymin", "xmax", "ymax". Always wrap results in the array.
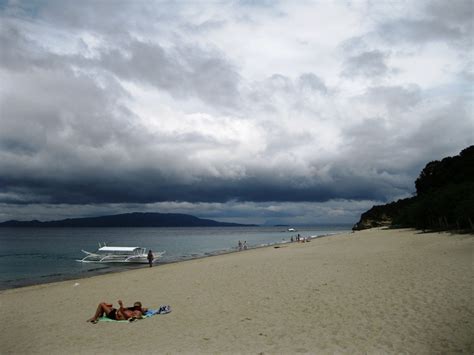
[
  {"xmin": 1, "ymin": 228, "xmax": 472, "ymax": 354},
  {"xmin": 0, "ymin": 232, "xmax": 342, "ymax": 291}
]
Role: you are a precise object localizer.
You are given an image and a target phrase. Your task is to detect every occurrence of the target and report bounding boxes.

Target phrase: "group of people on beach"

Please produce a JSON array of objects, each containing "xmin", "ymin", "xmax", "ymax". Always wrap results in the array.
[
  {"xmin": 290, "ymin": 234, "xmax": 310, "ymax": 243},
  {"xmin": 237, "ymin": 240, "xmax": 248, "ymax": 251},
  {"xmin": 237, "ymin": 235, "xmax": 311, "ymax": 251}
]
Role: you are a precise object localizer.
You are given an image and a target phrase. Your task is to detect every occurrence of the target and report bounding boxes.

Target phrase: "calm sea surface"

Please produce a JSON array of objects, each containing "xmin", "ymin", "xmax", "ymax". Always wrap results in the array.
[{"xmin": 0, "ymin": 225, "xmax": 350, "ymax": 289}]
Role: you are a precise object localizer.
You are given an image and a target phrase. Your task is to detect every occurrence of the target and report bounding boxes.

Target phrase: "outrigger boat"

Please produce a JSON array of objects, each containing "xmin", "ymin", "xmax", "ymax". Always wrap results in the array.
[{"xmin": 77, "ymin": 244, "xmax": 165, "ymax": 264}]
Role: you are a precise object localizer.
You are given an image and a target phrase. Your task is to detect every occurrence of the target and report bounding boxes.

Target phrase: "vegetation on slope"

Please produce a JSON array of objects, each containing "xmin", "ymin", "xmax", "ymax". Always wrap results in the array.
[{"xmin": 354, "ymin": 146, "xmax": 474, "ymax": 231}]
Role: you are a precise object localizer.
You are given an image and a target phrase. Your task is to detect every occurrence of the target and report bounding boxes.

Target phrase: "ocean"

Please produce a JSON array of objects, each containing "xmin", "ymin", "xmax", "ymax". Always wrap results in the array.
[{"xmin": 0, "ymin": 225, "xmax": 350, "ymax": 289}]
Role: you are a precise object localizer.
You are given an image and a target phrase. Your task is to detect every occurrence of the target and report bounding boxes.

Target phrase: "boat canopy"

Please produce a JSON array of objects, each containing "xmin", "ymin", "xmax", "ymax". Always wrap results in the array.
[{"xmin": 98, "ymin": 246, "xmax": 141, "ymax": 252}]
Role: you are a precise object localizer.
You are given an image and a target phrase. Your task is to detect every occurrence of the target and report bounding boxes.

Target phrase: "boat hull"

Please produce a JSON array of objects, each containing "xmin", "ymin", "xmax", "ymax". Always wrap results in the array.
[
  {"xmin": 76, "ymin": 258, "xmax": 150, "ymax": 264},
  {"xmin": 77, "ymin": 249, "xmax": 165, "ymax": 264}
]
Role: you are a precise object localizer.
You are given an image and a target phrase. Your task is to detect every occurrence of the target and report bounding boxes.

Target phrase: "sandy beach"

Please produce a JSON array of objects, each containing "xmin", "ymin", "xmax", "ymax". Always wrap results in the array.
[{"xmin": 1, "ymin": 228, "xmax": 472, "ymax": 354}]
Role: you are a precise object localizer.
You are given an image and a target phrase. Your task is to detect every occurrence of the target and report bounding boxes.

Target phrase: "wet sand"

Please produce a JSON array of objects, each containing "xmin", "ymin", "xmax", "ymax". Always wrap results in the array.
[{"xmin": 1, "ymin": 228, "xmax": 472, "ymax": 354}]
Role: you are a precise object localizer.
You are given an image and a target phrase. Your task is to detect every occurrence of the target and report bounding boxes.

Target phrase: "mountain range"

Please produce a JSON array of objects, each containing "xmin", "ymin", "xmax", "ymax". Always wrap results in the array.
[{"xmin": 0, "ymin": 212, "xmax": 256, "ymax": 228}]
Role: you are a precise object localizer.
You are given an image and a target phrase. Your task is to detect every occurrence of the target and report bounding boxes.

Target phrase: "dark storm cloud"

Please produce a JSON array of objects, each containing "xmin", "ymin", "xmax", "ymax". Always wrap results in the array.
[
  {"xmin": 378, "ymin": 0, "xmax": 473, "ymax": 45},
  {"xmin": 0, "ymin": 21, "xmax": 63, "ymax": 71},
  {"xmin": 426, "ymin": 0, "xmax": 474, "ymax": 24},
  {"xmin": 0, "ymin": 22, "xmax": 445, "ymax": 210},
  {"xmin": 182, "ymin": 19, "xmax": 227, "ymax": 33},
  {"xmin": 16, "ymin": 0, "xmax": 166, "ymax": 34},
  {"xmin": 0, "ymin": 10, "xmax": 242, "ymax": 207},
  {"xmin": 247, "ymin": 72, "xmax": 329, "ymax": 115},
  {"xmin": 255, "ymin": 72, "xmax": 328, "ymax": 96},
  {"xmin": 0, "ymin": 42, "xmax": 406, "ymax": 209},
  {"xmin": 2, "ymin": 2, "xmax": 241, "ymax": 109},
  {"xmin": 380, "ymin": 19, "xmax": 461, "ymax": 43},
  {"xmin": 94, "ymin": 39, "xmax": 241, "ymax": 108},
  {"xmin": 0, "ymin": 0, "xmax": 472, "ymax": 224},
  {"xmin": 337, "ymin": 116, "xmax": 420, "ymax": 178},
  {"xmin": 362, "ymin": 85, "xmax": 422, "ymax": 113},
  {"xmin": 338, "ymin": 92, "xmax": 474, "ymax": 193},
  {"xmin": 0, "ymin": 65, "xmax": 129, "ymax": 156},
  {"xmin": 298, "ymin": 73, "xmax": 328, "ymax": 94},
  {"xmin": 398, "ymin": 98, "xmax": 474, "ymax": 160},
  {"xmin": 0, "ymin": 164, "xmax": 402, "ymax": 206},
  {"xmin": 0, "ymin": 20, "xmax": 140, "ymax": 207},
  {"xmin": 342, "ymin": 50, "xmax": 391, "ymax": 78}
]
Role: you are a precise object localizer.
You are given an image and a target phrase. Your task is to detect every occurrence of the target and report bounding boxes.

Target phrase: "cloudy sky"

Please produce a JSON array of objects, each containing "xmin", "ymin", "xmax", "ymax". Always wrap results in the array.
[{"xmin": 0, "ymin": 0, "xmax": 472, "ymax": 225}]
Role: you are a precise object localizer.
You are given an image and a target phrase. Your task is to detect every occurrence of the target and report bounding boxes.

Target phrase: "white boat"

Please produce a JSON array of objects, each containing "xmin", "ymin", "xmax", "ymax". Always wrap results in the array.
[
  {"xmin": 77, "ymin": 245, "xmax": 165, "ymax": 264},
  {"xmin": 287, "ymin": 228, "xmax": 297, "ymax": 232}
]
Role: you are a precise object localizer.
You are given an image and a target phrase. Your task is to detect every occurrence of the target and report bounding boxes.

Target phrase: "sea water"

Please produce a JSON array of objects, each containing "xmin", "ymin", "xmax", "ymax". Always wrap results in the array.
[{"xmin": 0, "ymin": 225, "xmax": 350, "ymax": 289}]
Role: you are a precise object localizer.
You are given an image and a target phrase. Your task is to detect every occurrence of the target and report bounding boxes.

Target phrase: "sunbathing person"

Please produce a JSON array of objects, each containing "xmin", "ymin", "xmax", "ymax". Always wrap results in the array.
[{"xmin": 87, "ymin": 300, "xmax": 147, "ymax": 323}]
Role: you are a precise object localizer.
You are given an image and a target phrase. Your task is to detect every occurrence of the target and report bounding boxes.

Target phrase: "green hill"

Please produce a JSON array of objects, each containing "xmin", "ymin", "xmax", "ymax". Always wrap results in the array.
[{"xmin": 354, "ymin": 146, "xmax": 474, "ymax": 231}]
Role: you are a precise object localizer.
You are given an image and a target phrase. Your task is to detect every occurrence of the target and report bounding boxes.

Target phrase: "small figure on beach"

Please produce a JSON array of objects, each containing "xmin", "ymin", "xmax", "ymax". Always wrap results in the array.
[
  {"xmin": 243, "ymin": 241, "xmax": 248, "ymax": 250},
  {"xmin": 87, "ymin": 300, "xmax": 147, "ymax": 324},
  {"xmin": 147, "ymin": 249, "xmax": 154, "ymax": 267},
  {"xmin": 290, "ymin": 236, "xmax": 294, "ymax": 242},
  {"xmin": 238, "ymin": 240, "xmax": 243, "ymax": 251}
]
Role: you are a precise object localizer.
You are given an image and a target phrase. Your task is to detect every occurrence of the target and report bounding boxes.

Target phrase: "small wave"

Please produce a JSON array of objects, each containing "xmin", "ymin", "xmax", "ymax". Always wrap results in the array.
[{"xmin": 40, "ymin": 273, "xmax": 63, "ymax": 278}]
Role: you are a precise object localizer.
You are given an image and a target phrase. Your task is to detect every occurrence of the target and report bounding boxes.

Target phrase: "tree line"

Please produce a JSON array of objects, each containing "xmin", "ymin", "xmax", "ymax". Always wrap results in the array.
[{"xmin": 354, "ymin": 146, "xmax": 474, "ymax": 232}]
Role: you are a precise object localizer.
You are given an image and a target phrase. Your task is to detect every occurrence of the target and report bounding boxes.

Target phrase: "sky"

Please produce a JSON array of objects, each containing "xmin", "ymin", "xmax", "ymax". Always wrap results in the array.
[{"xmin": 0, "ymin": 0, "xmax": 473, "ymax": 225}]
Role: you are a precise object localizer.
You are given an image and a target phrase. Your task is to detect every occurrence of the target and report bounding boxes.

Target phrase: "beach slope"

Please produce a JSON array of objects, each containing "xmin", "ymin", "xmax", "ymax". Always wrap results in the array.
[{"xmin": 1, "ymin": 228, "xmax": 472, "ymax": 354}]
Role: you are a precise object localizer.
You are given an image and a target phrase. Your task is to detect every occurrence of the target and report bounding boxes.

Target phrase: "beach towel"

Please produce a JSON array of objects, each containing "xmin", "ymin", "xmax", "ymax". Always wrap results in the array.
[{"xmin": 98, "ymin": 305, "xmax": 171, "ymax": 323}]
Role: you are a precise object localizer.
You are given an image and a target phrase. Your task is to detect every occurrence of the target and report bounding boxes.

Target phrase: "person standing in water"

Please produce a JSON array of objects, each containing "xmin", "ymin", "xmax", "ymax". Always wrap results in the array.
[{"xmin": 147, "ymin": 249, "xmax": 154, "ymax": 267}]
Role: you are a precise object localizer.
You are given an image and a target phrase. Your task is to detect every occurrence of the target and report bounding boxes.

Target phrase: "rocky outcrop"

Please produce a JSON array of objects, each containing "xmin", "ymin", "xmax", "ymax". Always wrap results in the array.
[{"xmin": 352, "ymin": 198, "xmax": 414, "ymax": 231}]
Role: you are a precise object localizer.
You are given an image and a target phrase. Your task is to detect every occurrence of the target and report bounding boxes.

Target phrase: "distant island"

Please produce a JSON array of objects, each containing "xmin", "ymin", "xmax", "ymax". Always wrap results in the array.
[
  {"xmin": 353, "ymin": 145, "xmax": 474, "ymax": 232},
  {"xmin": 0, "ymin": 212, "xmax": 257, "ymax": 228}
]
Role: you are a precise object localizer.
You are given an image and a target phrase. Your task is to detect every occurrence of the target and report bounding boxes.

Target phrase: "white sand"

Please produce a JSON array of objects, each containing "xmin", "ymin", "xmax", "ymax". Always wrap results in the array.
[{"xmin": 1, "ymin": 228, "xmax": 472, "ymax": 354}]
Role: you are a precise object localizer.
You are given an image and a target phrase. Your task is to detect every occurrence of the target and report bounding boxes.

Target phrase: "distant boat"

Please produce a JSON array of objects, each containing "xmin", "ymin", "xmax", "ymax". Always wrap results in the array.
[
  {"xmin": 77, "ymin": 245, "xmax": 165, "ymax": 264},
  {"xmin": 287, "ymin": 228, "xmax": 297, "ymax": 232}
]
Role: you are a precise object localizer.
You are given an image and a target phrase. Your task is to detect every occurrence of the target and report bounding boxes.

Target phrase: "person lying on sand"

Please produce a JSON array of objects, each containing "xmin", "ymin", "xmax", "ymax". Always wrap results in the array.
[{"xmin": 87, "ymin": 300, "xmax": 148, "ymax": 324}]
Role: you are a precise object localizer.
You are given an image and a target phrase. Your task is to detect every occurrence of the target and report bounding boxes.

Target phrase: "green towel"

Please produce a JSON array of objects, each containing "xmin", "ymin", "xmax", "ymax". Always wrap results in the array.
[{"xmin": 99, "ymin": 316, "xmax": 128, "ymax": 323}]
